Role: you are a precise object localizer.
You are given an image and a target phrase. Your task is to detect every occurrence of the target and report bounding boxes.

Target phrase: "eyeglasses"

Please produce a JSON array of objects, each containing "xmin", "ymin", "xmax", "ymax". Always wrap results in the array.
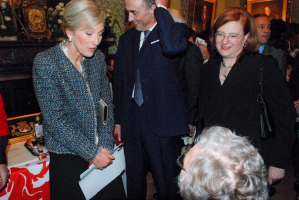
[
  {"xmin": 215, "ymin": 31, "xmax": 244, "ymax": 41},
  {"xmin": 176, "ymin": 153, "xmax": 186, "ymax": 171}
]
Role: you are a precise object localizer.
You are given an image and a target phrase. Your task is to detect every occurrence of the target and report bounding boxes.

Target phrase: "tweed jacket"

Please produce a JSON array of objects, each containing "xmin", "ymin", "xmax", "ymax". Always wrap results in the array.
[
  {"xmin": 33, "ymin": 44, "xmax": 114, "ymax": 162},
  {"xmin": 198, "ymin": 53, "xmax": 296, "ymax": 169}
]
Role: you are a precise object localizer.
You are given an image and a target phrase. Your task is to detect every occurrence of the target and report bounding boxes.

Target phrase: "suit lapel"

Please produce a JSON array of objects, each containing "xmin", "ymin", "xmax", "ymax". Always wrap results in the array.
[
  {"xmin": 262, "ymin": 44, "xmax": 271, "ymax": 55},
  {"xmin": 139, "ymin": 26, "xmax": 159, "ymax": 52},
  {"xmin": 131, "ymin": 30, "xmax": 141, "ymax": 75}
]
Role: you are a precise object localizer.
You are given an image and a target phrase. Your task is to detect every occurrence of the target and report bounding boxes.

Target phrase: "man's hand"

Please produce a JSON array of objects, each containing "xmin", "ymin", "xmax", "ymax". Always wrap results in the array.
[
  {"xmin": 0, "ymin": 164, "xmax": 9, "ymax": 190},
  {"xmin": 155, "ymin": 0, "xmax": 168, "ymax": 7},
  {"xmin": 189, "ymin": 125, "xmax": 195, "ymax": 137},
  {"xmin": 268, "ymin": 166, "xmax": 285, "ymax": 185},
  {"xmin": 199, "ymin": 44, "xmax": 210, "ymax": 61},
  {"xmin": 114, "ymin": 125, "xmax": 121, "ymax": 144}
]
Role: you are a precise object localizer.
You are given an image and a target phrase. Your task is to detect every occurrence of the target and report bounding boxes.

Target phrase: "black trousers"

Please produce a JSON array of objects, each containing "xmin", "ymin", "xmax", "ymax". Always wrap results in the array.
[
  {"xmin": 124, "ymin": 101, "xmax": 183, "ymax": 200},
  {"xmin": 49, "ymin": 152, "xmax": 126, "ymax": 200},
  {"xmin": 293, "ymin": 122, "xmax": 299, "ymax": 171}
]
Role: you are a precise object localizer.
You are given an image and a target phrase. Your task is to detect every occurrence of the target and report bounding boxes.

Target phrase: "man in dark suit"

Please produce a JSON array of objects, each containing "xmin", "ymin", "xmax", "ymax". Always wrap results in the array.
[
  {"xmin": 113, "ymin": 0, "xmax": 189, "ymax": 199},
  {"xmin": 254, "ymin": 14, "xmax": 287, "ymax": 77},
  {"xmin": 167, "ymin": 8, "xmax": 206, "ymax": 135}
]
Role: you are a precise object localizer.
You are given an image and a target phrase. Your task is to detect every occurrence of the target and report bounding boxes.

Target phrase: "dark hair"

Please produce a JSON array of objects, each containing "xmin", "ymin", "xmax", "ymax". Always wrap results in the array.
[
  {"xmin": 253, "ymin": 14, "xmax": 268, "ymax": 19},
  {"xmin": 268, "ymin": 38, "xmax": 289, "ymax": 53},
  {"xmin": 209, "ymin": 7, "xmax": 257, "ymax": 58},
  {"xmin": 188, "ymin": 28, "xmax": 197, "ymax": 42},
  {"xmin": 106, "ymin": 55, "xmax": 115, "ymax": 65},
  {"xmin": 144, "ymin": 0, "xmax": 155, "ymax": 9}
]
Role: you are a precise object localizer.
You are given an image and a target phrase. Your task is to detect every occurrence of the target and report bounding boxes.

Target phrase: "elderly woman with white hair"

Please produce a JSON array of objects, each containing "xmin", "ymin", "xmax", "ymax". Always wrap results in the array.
[{"xmin": 178, "ymin": 126, "xmax": 269, "ymax": 199}]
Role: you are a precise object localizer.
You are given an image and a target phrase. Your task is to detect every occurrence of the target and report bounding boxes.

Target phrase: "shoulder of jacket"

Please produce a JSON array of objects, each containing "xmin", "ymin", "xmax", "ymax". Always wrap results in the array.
[
  {"xmin": 120, "ymin": 28, "xmax": 137, "ymax": 40},
  {"xmin": 267, "ymin": 44, "xmax": 286, "ymax": 55},
  {"xmin": 35, "ymin": 44, "xmax": 60, "ymax": 60}
]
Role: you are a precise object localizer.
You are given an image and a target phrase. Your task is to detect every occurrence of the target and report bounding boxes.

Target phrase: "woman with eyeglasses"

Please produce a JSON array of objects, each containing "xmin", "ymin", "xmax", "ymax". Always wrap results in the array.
[{"xmin": 196, "ymin": 7, "xmax": 296, "ymax": 188}]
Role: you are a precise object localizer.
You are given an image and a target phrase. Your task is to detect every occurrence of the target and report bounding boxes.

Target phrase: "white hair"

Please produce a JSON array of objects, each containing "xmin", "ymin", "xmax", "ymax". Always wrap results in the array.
[
  {"xmin": 178, "ymin": 126, "xmax": 268, "ymax": 200},
  {"xmin": 168, "ymin": 8, "xmax": 187, "ymax": 24}
]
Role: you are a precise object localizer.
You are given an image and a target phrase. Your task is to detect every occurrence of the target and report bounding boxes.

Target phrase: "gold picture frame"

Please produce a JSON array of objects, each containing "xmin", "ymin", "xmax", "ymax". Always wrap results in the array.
[
  {"xmin": 7, "ymin": 112, "xmax": 42, "ymax": 139},
  {"xmin": 188, "ymin": 0, "xmax": 217, "ymax": 36},
  {"xmin": 246, "ymin": 0, "xmax": 292, "ymax": 22}
]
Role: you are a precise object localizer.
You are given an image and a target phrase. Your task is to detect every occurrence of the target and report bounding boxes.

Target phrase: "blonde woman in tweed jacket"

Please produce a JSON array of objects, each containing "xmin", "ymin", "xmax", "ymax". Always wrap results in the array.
[{"xmin": 32, "ymin": 0, "xmax": 125, "ymax": 199}]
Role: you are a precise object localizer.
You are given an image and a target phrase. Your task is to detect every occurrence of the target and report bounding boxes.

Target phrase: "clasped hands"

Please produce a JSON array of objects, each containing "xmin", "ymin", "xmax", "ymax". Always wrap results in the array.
[{"xmin": 93, "ymin": 148, "xmax": 115, "ymax": 170}]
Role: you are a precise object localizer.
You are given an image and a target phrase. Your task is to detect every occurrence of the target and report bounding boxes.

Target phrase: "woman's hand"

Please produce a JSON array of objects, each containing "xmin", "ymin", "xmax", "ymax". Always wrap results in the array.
[
  {"xmin": 0, "ymin": 164, "xmax": 9, "ymax": 190},
  {"xmin": 268, "ymin": 166, "xmax": 285, "ymax": 185},
  {"xmin": 93, "ymin": 149, "xmax": 115, "ymax": 170},
  {"xmin": 189, "ymin": 125, "xmax": 195, "ymax": 137}
]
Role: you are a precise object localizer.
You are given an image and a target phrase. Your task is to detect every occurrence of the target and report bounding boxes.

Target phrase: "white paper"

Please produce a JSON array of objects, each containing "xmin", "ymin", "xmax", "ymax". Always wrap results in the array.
[
  {"xmin": 79, "ymin": 149, "xmax": 125, "ymax": 200},
  {"xmin": 119, "ymin": 147, "xmax": 127, "ymax": 197},
  {"xmin": 6, "ymin": 142, "xmax": 39, "ymax": 168},
  {"xmin": 195, "ymin": 37, "xmax": 207, "ymax": 47}
]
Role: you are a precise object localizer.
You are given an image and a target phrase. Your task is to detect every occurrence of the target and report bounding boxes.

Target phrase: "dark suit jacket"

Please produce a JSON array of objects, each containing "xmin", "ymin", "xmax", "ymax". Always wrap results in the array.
[
  {"xmin": 179, "ymin": 41, "xmax": 203, "ymax": 125},
  {"xmin": 262, "ymin": 44, "xmax": 287, "ymax": 76},
  {"xmin": 198, "ymin": 53, "xmax": 296, "ymax": 169},
  {"xmin": 113, "ymin": 7, "xmax": 189, "ymax": 139},
  {"xmin": 290, "ymin": 55, "xmax": 299, "ymax": 100}
]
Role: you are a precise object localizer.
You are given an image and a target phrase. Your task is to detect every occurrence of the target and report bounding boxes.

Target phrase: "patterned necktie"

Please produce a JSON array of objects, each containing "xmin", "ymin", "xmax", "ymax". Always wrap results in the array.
[
  {"xmin": 143, "ymin": 30, "xmax": 151, "ymax": 43},
  {"xmin": 134, "ymin": 30, "xmax": 151, "ymax": 106}
]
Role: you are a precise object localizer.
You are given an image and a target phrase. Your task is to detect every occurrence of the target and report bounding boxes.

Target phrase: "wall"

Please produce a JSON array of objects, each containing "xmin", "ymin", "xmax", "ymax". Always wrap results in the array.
[
  {"xmin": 174, "ymin": 0, "xmax": 298, "ymax": 23},
  {"xmin": 96, "ymin": 0, "xmax": 125, "ymax": 54},
  {"xmin": 292, "ymin": 0, "xmax": 299, "ymax": 24},
  {"xmin": 171, "ymin": 0, "xmax": 242, "ymax": 22},
  {"xmin": 94, "ymin": 0, "xmax": 299, "ymax": 54}
]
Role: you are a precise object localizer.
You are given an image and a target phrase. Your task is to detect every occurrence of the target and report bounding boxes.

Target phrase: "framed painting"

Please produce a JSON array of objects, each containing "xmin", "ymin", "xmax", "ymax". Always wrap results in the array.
[
  {"xmin": 188, "ymin": 0, "xmax": 217, "ymax": 36},
  {"xmin": 247, "ymin": 0, "xmax": 287, "ymax": 21},
  {"xmin": 7, "ymin": 112, "xmax": 42, "ymax": 139}
]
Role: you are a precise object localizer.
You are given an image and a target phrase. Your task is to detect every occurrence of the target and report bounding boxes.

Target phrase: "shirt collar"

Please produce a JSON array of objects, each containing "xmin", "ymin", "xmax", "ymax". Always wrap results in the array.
[
  {"xmin": 259, "ymin": 45, "xmax": 265, "ymax": 54},
  {"xmin": 147, "ymin": 22, "xmax": 157, "ymax": 32}
]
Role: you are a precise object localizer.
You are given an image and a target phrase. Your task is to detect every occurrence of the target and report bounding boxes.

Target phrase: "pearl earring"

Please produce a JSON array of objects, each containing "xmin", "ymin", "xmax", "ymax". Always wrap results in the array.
[{"xmin": 69, "ymin": 38, "xmax": 72, "ymax": 42}]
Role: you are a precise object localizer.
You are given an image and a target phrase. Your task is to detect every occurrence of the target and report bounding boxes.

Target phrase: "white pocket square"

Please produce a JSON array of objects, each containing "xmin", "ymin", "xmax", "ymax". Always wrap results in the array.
[{"xmin": 151, "ymin": 40, "xmax": 160, "ymax": 44}]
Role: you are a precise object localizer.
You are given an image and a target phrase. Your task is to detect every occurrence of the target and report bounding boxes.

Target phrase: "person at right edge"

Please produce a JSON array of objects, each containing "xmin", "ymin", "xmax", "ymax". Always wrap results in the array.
[
  {"xmin": 0, "ymin": 94, "xmax": 10, "ymax": 191},
  {"xmin": 113, "ymin": 0, "xmax": 189, "ymax": 199},
  {"xmin": 197, "ymin": 7, "xmax": 296, "ymax": 190}
]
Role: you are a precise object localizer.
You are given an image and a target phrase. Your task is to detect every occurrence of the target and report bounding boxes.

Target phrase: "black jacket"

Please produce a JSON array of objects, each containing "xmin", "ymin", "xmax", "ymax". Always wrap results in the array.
[{"xmin": 198, "ymin": 53, "xmax": 296, "ymax": 169}]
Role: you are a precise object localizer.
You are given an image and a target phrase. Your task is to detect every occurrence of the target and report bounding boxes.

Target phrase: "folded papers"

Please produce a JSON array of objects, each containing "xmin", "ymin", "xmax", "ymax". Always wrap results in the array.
[{"xmin": 79, "ymin": 147, "xmax": 125, "ymax": 200}]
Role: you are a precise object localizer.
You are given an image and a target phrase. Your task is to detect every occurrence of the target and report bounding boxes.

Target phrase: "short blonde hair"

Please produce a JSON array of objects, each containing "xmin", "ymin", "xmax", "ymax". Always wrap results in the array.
[{"xmin": 62, "ymin": 0, "xmax": 105, "ymax": 38}]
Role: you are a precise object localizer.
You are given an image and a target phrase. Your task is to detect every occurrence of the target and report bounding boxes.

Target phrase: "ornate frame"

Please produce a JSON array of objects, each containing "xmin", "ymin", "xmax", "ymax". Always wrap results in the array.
[
  {"xmin": 188, "ymin": 0, "xmax": 217, "ymax": 32},
  {"xmin": 245, "ymin": 0, "xmax": 293, "ymax": 22}
]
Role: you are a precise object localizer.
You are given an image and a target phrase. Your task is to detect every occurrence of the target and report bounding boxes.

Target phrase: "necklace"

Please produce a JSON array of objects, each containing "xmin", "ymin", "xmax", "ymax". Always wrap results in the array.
[
  {"xmin": 220, "ymin": 60, "xmax": 233, "ymax": 83},
  {"xmin": 221, "ymin": 60, "xmax": 233, "ymax": 69}
]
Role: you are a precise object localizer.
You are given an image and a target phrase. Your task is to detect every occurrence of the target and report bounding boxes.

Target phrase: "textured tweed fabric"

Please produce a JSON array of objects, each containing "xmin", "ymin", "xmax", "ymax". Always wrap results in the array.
[{"xmin": 33, "ymin": 44, "xmax": 114, "ymax": 162}]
